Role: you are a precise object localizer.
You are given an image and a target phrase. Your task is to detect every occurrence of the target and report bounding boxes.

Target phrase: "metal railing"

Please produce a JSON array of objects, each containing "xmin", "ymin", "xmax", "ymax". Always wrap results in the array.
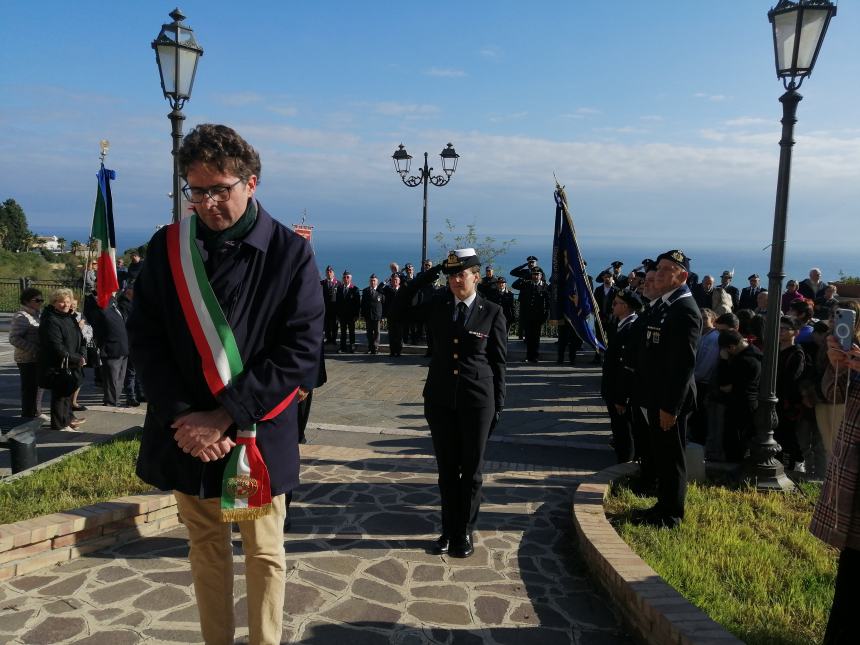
[{"xmin": 0, "ymin": 278, "xmax": 83, "ymax": 313}]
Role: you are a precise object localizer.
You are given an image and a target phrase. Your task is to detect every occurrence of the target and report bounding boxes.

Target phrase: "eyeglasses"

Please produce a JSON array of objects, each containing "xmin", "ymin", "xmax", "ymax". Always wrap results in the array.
[
  {"xmin": 182, "ymin": 178, "xmax": 243, "ymax": 204},
  {"xmin": 32, "ymin": 298, "xmax": 44, "ymax": 303}
]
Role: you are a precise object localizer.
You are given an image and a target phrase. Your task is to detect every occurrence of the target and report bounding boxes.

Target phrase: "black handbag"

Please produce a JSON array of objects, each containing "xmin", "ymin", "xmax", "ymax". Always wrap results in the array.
[{"xmin": 51, "ymin": 355, "xmax": 79, "ymax": 396}]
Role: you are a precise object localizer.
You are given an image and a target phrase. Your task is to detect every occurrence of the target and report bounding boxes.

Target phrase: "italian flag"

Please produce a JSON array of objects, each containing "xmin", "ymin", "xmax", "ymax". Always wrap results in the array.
[
  {"xmin": 91, "ymin": 164, "xmax": 120, "ymax": 308},
  {"xmin": 166, "ymin": 214, "xmax": 299, "ymax": 522}
]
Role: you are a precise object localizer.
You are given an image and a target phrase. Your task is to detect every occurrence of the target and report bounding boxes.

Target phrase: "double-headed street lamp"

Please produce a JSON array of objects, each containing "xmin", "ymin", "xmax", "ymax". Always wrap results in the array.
[
  {"xmin": 152, "ymin": 8, "xmax": 204, "ymax": 223},
  {"xmin": 392, "ymin": 143, "xmax": 460, "ymax": 263},
  {"xmin": 748, "ymin": 0, "xmax": 836, "ymax": 490}
]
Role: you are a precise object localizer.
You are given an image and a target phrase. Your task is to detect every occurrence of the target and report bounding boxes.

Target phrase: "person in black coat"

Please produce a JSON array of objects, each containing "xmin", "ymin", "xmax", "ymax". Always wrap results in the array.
[
  {"xmin": 335, "ymin": 271, "xmax": 361, "ymax": 353},
  {"xmin": 486, "ymin": 276, "xmax": 516, "ymax": 336},
  {"xmin": 716, "ymin": 330, "xmax": 762, "ymax": 462},
  {"xmin": 38, "ymin": 289, "xmax": 86, "ymax": 431},
  {"xmin": 601, "ymin": 290, "xmax": 643, "ymax": 463},
  {"xmin": 634, "ymin": 250, "xmax": 702, "ymax": 529},
  {"xmin": 510, "ymin": 255, "xmax": 543, "ymax": 281},
  {"xmin": 87, "ymin": 294, "xmax": 130, "ymax": 406},
  {"xmin": 738, "ymin": 274, "xmax": 763, "ymax": 311},
  {"xmin": 361, "ymin": 274, "xmax": 385, "ymax": 354},
  {"xmin": 381, "ymin": 273, "xmax": 405, "ymax": 356},
  {"xmin": 512, "ymin": 269, "xmax": 549, "ymax": 363},
  {"xmin": 593, "ymin": 271, "xmax": 619, "ymax": 328},
  {"xmin": 394, "ymin": 248, "xmax": 507, "ymax": 558},
  {"xmin": 321, "ymin": 265, "xmax": 339, "ymax": 345}
]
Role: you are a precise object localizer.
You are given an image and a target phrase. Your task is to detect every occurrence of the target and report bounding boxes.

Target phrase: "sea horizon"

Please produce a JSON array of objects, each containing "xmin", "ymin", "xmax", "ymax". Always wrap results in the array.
[{"xmin": 32, "ymin": 224, "xmax": 857, "ymax": 288}]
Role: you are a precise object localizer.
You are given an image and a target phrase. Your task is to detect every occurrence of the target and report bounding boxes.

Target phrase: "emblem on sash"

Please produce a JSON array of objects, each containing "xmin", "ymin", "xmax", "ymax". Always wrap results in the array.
[{"xmin": 226, "ymin": 475, "xmax": 260, "ymax": 499}]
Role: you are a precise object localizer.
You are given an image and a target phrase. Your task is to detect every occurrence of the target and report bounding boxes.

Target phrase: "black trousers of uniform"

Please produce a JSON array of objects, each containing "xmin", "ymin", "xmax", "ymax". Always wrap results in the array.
[
  {"xmin": 824, "ymin": 547, "xmax": 860, "ymax": 645},
  {"xmin": 632, "ymin": 406, "xmax": 656, "ymax": 486},
  {"xmin": 647, "ymin": 407, "xmax": 690, "ymax": 522},
  {"xmin": 606, "ymin": 403, "xmax": 634, "ymax": 463},
  {"xmin": 365, "ymin": 319, "xmax": 380, "ymax": 353},
  {"xmin": 557, "ymin": 325, "xmax": 582, "ymax": 364},
  {"xmin": 17, "ymin": 362, "xmax": 39, "ymax": 418},
  {"xmin": 522, "ymin": 319, "xmax": 542, "ymax": 361},
  {"xmin": 388, "ymin": 321, "xmax": 403, "ymax": 355},
  {"xmin": 324, "ymin": 309, "xmax": 338, "ymax": 344},
  {"xmin": 338, "ymin": 317, "xmax": 356, "ymax": 350},
  {"xmin": 425, "ymin": 404, "xmax": 494, "ymax": 537}
]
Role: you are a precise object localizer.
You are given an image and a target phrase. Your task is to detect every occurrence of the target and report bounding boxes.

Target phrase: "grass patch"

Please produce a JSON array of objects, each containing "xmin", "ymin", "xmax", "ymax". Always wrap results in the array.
[
  {"xmin": 606, "ymin": 479, "xmax": 836, "ymax": 645},
  {"xmin": 0, "ymin": 431, "xmax": 152, "ymax": 524}
]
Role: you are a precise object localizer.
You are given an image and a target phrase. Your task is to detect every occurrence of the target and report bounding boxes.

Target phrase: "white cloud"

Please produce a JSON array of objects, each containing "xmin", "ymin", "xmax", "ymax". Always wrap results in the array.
[
  {"xmin": 694, "ymin": 92, "xmax": 728, "ymax": 102},
  {"xmin": 425, "ymin": 67, "xmax": 467, "ymax": 78},
  {"xmin": 489, "ymin": 111, "xmax": 528, "ymax": 123},
  {"xmin": 479, "ymin": 46, "xmax": 501, "ymax": 59},
  {"xmin": 371, "ymin": 102, "xmax": 440, "ymax": 117},
  {"xmin": 725, "ymin": 117, "xmax": 770, "ymax": 127},
  {"xmin": 561, "ymin": 107, "xmax": 602, "ymax": 120},
  {"xmin": 268, "ymin": 105, "xmax": 299, "ymax": 117}
]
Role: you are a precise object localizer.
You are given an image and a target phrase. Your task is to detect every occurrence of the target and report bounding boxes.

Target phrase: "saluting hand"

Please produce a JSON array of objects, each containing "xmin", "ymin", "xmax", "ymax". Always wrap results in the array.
[{"xmin": 659, "ymin": 410, "xmax": 677, "ymax": 431}]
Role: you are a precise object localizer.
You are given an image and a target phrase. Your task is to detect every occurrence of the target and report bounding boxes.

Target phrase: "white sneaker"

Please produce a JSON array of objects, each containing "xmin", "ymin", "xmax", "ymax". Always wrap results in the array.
[
  {"xmin": 793, "ymin": 461, "xmax": 806, "ymax": 473},
  {"xmin": 58, "ymin": 426, "xmax": 81, "ymax": 433},
  {"xmin": 39, "ymin": 413, "xmax": 50, "ymax": 422}
]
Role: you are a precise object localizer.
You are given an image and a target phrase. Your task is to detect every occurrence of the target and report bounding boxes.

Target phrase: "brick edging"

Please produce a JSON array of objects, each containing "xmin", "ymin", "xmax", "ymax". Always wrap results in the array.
[
  {"xmin": 0, "ymin": 491, "xmax": 178, "ymax": 581},
  {"xmin": 572, "ymin": 463, "xmax": 743, "ymax": 645}
]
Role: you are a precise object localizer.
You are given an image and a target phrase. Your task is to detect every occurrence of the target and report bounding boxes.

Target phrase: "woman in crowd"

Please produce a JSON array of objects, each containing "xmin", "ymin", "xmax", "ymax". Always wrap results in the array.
[
  {"xmin": 9, "ymin": 288, "xmax": 45, "ymax": 420},
  {"xmin": 781, "ymin": 279, "xmax": 804, "ymax": 313},
  {"xmin": 38, "ymin": 289, "xmax": 86, "ymax": 432},
  {"xmin": 810, "ymin": 333, "xmax": 860, "ymax": 644}
]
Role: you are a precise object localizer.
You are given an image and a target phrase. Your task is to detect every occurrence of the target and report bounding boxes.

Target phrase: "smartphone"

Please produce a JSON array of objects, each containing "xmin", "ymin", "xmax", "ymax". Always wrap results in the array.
[{"xmin": 833, "ymin": 308, "xmax": 857, "ymax": 352}]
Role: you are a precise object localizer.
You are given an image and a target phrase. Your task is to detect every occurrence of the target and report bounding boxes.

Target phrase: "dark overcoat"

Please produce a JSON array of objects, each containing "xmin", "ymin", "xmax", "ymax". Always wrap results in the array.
[{"xmin": 128, "ymin": 204, "xmax": 324, "ymax": 498}]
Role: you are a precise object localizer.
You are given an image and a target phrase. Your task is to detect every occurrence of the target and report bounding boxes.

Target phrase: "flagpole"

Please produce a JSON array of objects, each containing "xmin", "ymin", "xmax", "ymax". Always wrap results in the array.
[{"xmin": 554, "ymin": 182, "xmax": 607, "ymax": 346}]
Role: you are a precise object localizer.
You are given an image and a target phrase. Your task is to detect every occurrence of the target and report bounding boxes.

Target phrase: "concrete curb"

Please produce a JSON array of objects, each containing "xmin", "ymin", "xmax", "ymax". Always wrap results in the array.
[{"xmin": 572, "ymin": 462, "xmax": 743, "ymax": 645}]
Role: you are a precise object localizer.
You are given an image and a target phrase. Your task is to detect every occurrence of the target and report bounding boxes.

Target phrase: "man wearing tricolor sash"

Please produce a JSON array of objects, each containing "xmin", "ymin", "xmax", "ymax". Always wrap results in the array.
[{"xmin": 128, "ymin": 124, "xmax": 323, "ymax": 645}]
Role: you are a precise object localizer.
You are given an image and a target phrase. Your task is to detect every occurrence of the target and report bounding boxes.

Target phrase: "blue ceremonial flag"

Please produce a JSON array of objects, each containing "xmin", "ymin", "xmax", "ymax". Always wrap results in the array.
[{"xmin": 550, "ymin": 183, "xmax": 605, "ymax": 351}]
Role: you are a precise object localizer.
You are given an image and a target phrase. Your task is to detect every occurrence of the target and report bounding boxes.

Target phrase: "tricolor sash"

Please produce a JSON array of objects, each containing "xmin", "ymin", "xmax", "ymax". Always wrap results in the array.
[{"xmin": 166, "ymin": 215, "xmax": 298, "ymax": 521}]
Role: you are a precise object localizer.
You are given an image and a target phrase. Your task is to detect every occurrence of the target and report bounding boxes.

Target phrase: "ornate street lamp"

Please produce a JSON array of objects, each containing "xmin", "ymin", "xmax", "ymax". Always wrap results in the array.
[
  {"xmin": 392, "ymin": 143, "xmax": 460, "ymax": 263},
  {"xmin": 747, "ymin": 0, "xmax": 836, "ymax": 491},
  {"xmin": 152, "ymin": 8, "xmax": 204, "ymax": 223}
]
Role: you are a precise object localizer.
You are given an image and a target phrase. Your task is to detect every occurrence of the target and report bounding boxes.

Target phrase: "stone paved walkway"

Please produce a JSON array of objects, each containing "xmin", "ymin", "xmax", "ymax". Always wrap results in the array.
[{"xmin": 0, "ymin": 443, "xmax": 628, "ymax": 644}]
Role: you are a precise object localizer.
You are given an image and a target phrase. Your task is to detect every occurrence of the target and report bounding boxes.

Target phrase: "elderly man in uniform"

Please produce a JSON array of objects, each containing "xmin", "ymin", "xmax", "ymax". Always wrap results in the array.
[
  {"xmin": 395, "ymin": 248, "xmax": 507, "ymax": 558},
  {"xmin": 321, "ymin": 265, "xmax": 339, "ymax": 345},
  {"xmin": 128, "ymin": 124, "xmax": 323, "ymax": 645},
  {"xmin": 738, "ymin": 274, "xmax": 762, "ymax": 311},
  {"xmin": 634, "ymin": 250, "xmax": 701, "ymax": 529}
]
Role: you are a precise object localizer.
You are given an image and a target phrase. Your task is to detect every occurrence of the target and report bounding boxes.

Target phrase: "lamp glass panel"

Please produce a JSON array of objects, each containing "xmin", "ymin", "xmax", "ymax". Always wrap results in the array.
[
  {"xmin": 157, "ymin": 44, "xmax": 177, "ymax": 94},
  {"xmin": 177, "ymin": 48, "xmax": 199, "ymax": 96},
  {"xmin": 796, "ymin": 9, "xmax": 828, "ymax": 70}
]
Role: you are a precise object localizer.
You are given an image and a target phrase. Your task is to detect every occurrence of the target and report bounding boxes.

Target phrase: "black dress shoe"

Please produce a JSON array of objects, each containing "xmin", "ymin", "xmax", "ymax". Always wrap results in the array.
[
  {"xmin": 431, "ymin": 534, "xmax": 450, "ymax": 554},
  {"xmin": 126, "ymin": 398, "xmax": 140, "ymax": 407},
  {"xmin": 72, "ymin": 404, "xmax": 88, "ymax": 412},
  {"xmin": 448, "ymin": 533, "xmax": 474, "ymax": 558}
]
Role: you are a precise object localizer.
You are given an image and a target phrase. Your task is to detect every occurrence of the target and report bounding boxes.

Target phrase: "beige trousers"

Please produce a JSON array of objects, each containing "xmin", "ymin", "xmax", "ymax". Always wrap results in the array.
[{"xmin": 174, "ymin": 491, "xmax": 287, "ymax": 645}]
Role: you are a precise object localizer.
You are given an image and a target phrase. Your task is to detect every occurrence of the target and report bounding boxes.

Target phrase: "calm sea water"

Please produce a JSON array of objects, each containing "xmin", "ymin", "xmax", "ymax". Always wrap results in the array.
[{"xmin": 35, "ymin": 225, "xmax": 857, "ymax": 287}]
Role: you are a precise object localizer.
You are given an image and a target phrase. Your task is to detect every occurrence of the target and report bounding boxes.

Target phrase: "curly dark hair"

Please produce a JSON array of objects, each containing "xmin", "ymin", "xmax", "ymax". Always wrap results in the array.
[{"xmin": 176, "ymin": 124, "xmax": 261, "ymax": 181}]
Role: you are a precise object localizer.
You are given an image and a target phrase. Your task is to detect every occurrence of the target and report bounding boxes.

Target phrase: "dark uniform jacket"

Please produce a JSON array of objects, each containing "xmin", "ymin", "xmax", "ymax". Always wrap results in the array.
[
  {"xmin": 128, "ymin": 204, "xmax": 324, "ymax": 499},
  {"xmin": 361, "ymin": 287, "xmax": 384, "ymax": 321},
  {"xmin": 738, "ymin": 286, "xmax": 762, "ymax": 311},
  {"xmin": 641, "ymin": 286, "xmax": 702, "ymax": 415},
  {"xmin": 601, "ymin": 314, "xmax": 638, "ymax": 406},
  {"xmin": 336, "ymin": 283, "xmax": 361, "ymax": 319},
  {"xmin": 396, "ymin": 271, "xmax": 507, "ymax": 411},
  {"xmin": 487, "ymin": 289, "xmax": 517, "ymax": 325},
  {"xmin": 511, "ymin": 279, "xmax": 549, "ymax": 323},
  {"xmin": 88, "ymin": 297, "xmax": 129, "ymax": 360},
  {"xmin": 593, "ymin": 284, "xmax": 618, "ymax": 319},
  {"xmin": 321, "ymin": 278, "xmax": 339, "ymax": 310}
]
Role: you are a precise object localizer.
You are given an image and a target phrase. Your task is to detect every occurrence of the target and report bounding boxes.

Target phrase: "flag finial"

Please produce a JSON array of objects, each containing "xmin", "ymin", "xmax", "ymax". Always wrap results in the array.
[{"xmin": 99, "ymin": 139, "xmax": 110, "ymax": 163}]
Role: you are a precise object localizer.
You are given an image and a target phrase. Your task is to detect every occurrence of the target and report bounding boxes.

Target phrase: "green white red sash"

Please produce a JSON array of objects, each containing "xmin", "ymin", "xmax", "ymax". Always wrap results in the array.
[{"xmin": 166, "ymin": 214, "xmax": 298, "ymax": 522}]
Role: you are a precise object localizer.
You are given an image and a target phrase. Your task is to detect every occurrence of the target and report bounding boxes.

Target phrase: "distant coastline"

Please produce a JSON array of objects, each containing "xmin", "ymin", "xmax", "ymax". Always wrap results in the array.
[{"xmin": 32, "ymin": 225, "xmax": 856, "ymax": 286}]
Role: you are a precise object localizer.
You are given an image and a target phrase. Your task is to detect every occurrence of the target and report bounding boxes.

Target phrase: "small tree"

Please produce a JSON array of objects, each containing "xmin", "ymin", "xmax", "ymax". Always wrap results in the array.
[
  {"xmin": 0, "ymin": 198, "xmax": 31, "ymax": 251},
  {"xmin": 433, "ymin": 219, "xmax": 516, "ymax": 271},
  {"xmin": 56, "ymin": 237, "xmax": 66, "ymax": 252},
  {"xmin": 70, "ymin": 240, "xmax": 82, "ymax": 254}
]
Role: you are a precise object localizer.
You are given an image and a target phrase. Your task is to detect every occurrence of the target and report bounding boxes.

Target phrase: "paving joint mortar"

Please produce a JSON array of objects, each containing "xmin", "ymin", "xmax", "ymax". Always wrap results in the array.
[{"xmin": 0, "ymin": 336, "xmax": 638, "ymax": 643}]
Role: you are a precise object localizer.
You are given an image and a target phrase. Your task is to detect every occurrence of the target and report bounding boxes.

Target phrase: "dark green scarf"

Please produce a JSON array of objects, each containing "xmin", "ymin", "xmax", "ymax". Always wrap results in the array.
[{"xmin": 196, "ymin": 199, "xmax": 258, "ymax": 252}]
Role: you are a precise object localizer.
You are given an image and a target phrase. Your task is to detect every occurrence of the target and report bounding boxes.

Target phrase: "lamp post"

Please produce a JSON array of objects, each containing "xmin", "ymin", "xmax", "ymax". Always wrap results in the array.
[
  {"xmin": 392, "ymin": 143, "xmax": 459, "ymax": 263},
  {"xmin": 747, "ymin": 0, "xmax": 836, "ymax": 490},
  {"xmin": 152, "ymin": 8, "xmax": 204, "ymax": 223}
]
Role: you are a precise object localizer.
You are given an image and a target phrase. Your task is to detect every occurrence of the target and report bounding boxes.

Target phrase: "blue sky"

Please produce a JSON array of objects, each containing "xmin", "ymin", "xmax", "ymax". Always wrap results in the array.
[{"xmin": 1, "ymin": 1, "xmax": 858, "ymax": 258}]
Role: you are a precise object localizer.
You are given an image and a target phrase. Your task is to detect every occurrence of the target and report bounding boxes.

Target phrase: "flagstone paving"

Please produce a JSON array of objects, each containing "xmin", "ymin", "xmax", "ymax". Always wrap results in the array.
[{"xmin": 0, "ymin": 444, "xmax": 629, "ymax": 644}]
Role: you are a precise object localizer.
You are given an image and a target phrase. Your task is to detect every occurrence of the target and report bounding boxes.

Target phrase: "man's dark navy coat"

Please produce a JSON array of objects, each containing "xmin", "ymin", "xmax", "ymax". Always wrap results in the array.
[{"xmin": 128, "ymin": 204, "xmax": 324, "ymax": 498}]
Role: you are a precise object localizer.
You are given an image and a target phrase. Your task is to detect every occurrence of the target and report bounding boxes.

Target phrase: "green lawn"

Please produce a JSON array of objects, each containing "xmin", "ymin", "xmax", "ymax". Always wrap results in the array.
[
  {"xmin": 605, "ymin": 479, "xmax": 837, "ymax": 645},
  {"xmin": 0, "ymin": 432, "xmax": 152, "ymax": 525}
]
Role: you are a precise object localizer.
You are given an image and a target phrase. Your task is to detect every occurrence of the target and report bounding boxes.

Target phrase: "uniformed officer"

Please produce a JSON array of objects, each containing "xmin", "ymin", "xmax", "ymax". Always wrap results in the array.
[
  {"xmin": 361, "ymin": 274, "xmax": 385, "ymax": 354},
  {"xmin": 394, "ymin": 248, "xmax": 507, "ymax": 558},
  {"xmin": 478, "ymin": 266, "xmax": 496, "ymax": 296},
  {"xmin": 601, "ymin": 290, "xmax": 643, "ymax": 462},
  {"xmin": 335, "ymin": 270, "xmax": 361, "ymax": 353},
  {"xmin": 510, "ymin": 255, "xmax": 543, "ymax": 281},
  {"xmin": 635, "ymin": 250, "xmax": 701, "ymax": 529},
  {"xmin": 321, "ymin": 265, "xmax": 339, "ymax": 345},
  {"xmin": 512, "ymin": 268, "xmax": 549, "ymax": 363},
  {"xmin": 487, "ymin": 276, "xmax": 516, "ymax": 336}
]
